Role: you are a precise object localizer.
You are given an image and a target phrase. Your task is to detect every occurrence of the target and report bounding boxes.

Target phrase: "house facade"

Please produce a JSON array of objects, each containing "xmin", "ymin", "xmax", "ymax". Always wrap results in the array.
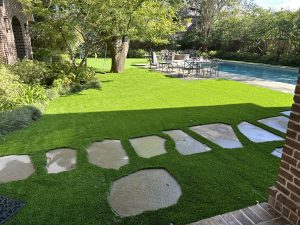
[{"xmin": 0, "ymin": 0, "xmax": 32, "ymax": 64}]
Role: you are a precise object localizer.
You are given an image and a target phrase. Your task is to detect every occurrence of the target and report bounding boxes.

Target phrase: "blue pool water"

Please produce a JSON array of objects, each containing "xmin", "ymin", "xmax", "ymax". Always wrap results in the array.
[{"xmin": 219, "ymin": 62, "xmax": 298, "ymax": 85}]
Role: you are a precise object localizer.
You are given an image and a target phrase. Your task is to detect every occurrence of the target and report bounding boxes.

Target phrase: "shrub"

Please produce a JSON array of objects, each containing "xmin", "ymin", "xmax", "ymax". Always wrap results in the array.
[
  {"xmin": 0, "ymin": 105, "xmax": 43, "ymax": 139},
  {"xmin": 0, "ymin": 64, "xmax": 24, "ymax": 111},
  {"xmin": 279, "ymin": 54, "xmax": 300, "ymax": 67},
  {"xmin": 127, "ymin": 49, "xmax": 147, "ymax": 58},
  {"xmin": 9, "ymin": 59, "xmax": 56, "ymax": 86}
]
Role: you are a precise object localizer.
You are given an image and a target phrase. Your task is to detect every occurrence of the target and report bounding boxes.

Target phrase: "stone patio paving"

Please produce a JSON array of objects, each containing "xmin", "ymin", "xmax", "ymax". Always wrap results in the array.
[
  {"xmin": 129, "ymin": 136, "xmax": 167, "ymax": 158},
  {"xmin": 238, "ymin": 122, "xmax": 284, "ymax": 143},
  {"xmin": 109, "ymin": 169, "xmax": 182, "ymax": 217},
  {"xmin": 258, "ymin": 116, "xmax": 289, "ymax": 133},
  {"xmin": 46, "ymin": 148, "xmax": 76, "ymax": 174},
  {"xmin": 87, "ymin": 140, "xmax": 129, "ymax": 170},
  {"xmin": 190, "ymin": 124, "xmax": 243, "ymax": 149},
  {"xmin": 163, "ymin": 130, "xmax": 211, "ymax": 155},
  {"xmin": 0, "ymin": 155, "xmax": 35, "ymax": 184}
]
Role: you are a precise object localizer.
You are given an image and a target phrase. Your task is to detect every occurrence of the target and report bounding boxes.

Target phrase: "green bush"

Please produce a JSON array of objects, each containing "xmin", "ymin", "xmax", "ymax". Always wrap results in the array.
[
  {"xmin": 215, "ymin": 51, "xmax": 300, "ymax": 67},
  {"xmin": 9, "ymin": 59, "xmax": 57, "ymax": 86},
  {"xmin": 0, "ymin": 105, "xmax": 43, "ymax": 139},
  {"xmin": 127, "ymin": 49, "xmax": 147, "ymax": 58},
  {"xmin": 0, "ymin": 64, "xmax": 24, "ymax": 110}
]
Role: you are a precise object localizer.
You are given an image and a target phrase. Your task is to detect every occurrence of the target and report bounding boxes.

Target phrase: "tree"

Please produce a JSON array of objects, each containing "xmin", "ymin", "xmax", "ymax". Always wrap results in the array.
[
  {"xmin": 97, "ymin": 0, "xmax": 184, "ymax": 73},
  {"xmin": 22, "ymin": 0, "xmax": 185, "ymax": 73},
  {"xmin": 187, "ymin": 0, "xmax": 239, "ymax": 51}
]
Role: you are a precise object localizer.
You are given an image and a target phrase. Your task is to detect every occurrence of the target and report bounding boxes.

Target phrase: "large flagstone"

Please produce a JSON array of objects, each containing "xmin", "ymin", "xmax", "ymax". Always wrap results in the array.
[
  {"xmin": 258, "ymin": 116, "xmax": 289, "ymax": 133},
  {"xmin": 238, "ymin": 122, "xmax": 284, "ymax": 143},
  {"xmin": 163, "ymin": 130, "xmax": 211, "ymax": 155},
  {"xmin": 0, "ymin": 155, "xmax": 35, "ymax": 184},
  {"xmin": 189, "ymin": 124, "xmax": 243, "ymax": 149},
  {"xmin": 129, "ymin": 136, "xmax": 166, "ymax": 158},
  {"xmin": 46, "ymin": 148, "xmax": 76, "ymax": 174},
  {"xmin": 109, "ymin": 169, "xmax": 182, "ymax": 217},
  {"xmin": 281, "ymin": 111, "xmax": 291, "ymax": 117},
  {"xmin": 87, "ymin": 140, "xmax": 129, "ymax": 170},
  {"xmin": 271, "ymin": 148, "xmax": 283, "ymax": 158}
]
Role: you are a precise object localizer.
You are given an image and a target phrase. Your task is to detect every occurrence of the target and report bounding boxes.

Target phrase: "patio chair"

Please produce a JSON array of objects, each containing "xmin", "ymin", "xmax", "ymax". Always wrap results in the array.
[
  {"xmin": 210, "ymin": 59, "xmax": 221, "ymax": 77},
  {"xmin": 179, "ymin": 60, "xmax": 197, "ymax": 77}
]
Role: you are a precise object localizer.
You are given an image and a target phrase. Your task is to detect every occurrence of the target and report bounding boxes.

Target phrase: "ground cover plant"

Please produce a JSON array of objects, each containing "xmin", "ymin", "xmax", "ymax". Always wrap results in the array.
[{"xmin": 0, "ymin": 59, "xmax": 294, "ymax": 225}]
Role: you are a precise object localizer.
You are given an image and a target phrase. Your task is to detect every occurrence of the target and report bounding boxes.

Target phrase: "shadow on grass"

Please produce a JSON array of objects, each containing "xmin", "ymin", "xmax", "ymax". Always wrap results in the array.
[{"xmin": 0, "ymin": 103, "xmax": 290, "ymax": 153}]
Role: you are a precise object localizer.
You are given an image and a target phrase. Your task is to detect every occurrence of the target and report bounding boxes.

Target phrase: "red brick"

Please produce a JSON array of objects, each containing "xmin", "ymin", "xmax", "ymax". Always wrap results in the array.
[
  {"xmin": 287, "ymin": 182, "xmax": 300, "ymax": 197},
  {"xmin": 291, "ymin": 193, "xmax": 300, "ymax": 203},
  {"xmin": 277, "ymin": 193, "xmax": 298, "ymax": 211},
  {"xmin": 284, "ymin": 146, "xmax": 295, "ymax": 157},
  {"xmin": 280, "ymin": 168, "xmax": 293, "ymax": 181},
  {"xmin": 290, "ymin": 113, "xmax": 300, "ymax": 123},
  {"xmin": 281, "ymin": 161, "xmax": 291, "ymax": 171},
  {"xmin": 289, "ymin": 212, "xmax": 299, "ymax": 225},
  {"xmin": 295, "ymin": 177, "xmax": 300, "ymax": 186},
  {"xmin": 286, "ymin": 139, "xmax": 300, "ymax": 152},
  {"xmin": 291, "ymin": 167, "xmax": 300, "ymax": 178},
  {"xmin": 282, "ymin": 154, "xmax": 298, "ymax": 167},
  {"xmin": 294, "ymin": 151, "xmax": 300, "ymax": 161},
  {"xmin": 276, "ymin": 182, "xmax": 290, "ymax": 196},
  {"xmin": 282, "ymin": 206, "xmax": 291, "ymax": 218},
  {"xmin": 288, "ymin": 121, "xmax": 300, "ymax": 133},
  {"xmin": 287, "ymin": 130, "xmax": 298, "ymax": 140},
  {"xmin": 278, "ymin": 175, "xmax": 287, "ymax": 186},
  {"xmin": 0, "ymin": 0, "xmax": 32, "ymax": 64}
]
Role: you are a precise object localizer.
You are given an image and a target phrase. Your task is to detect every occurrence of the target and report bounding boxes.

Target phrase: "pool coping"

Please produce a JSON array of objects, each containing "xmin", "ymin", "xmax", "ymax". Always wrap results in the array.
[
  {"xmin": 218, "ymin": 71, "xmax": 296, "ymax": 94},
  {"xmin": 221, "ymin": 60, "xmax": 298, "ymax": 72}
]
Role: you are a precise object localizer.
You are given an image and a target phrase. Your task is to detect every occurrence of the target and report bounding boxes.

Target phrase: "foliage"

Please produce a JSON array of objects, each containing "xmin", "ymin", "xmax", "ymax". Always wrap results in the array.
[
  {"xmin": 127, "ymin": 49, "xmax": 147, "ymax": 58},
  {"xmin": 9, "ymin": 60, "xmax": 55, "ymax": 86},
  {"xmin": 21, "ymin": 0, "xmax": 185, "ymax": 73},
  {"xmin": 0, "ymin": 64, "xmax": 24, "ymax": 111},
  {"xmin": 0, "ymin": 105, "xmax": 42, "ymax": 139}
]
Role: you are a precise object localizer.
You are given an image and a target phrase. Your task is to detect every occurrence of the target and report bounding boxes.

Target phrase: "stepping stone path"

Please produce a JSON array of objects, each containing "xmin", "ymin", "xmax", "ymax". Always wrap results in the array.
[
  {"xmin": 190, "ymin": 124, "xmax": 243, "ymax": 149},
  {"xmin": 0, "ymin": 155, "xmax": 35, "ymax": 184},
  {"xmin": 109, "ymin": 169, "xmax": 182, "ymax": 217},
  {"xmin": 272, "ymin": 148, "xmax": 283, "ymax": 158},
  {"xmin": 258, "ymin": 116, "xmax": 289, "ymax": 133},
  {"xmin": 238, "ymin": 122, "xmax": 284, "ymax": 143},
  {"xmin": 46, "ymin": 148, "xmax": 76, "ymax": 174},
  {"xmin": 129, "ymin": 136, "xmax": 166, "ymax": 158},
  {"xmin": 281, "ymin": 111, "xmax": 291, "ymax": 117},
  {"xmin": 87, "ymin": 140, "xmax": 129, "ymax": 170},
  {"xmin": 163, "ymin": 130, "xmax": 211, "ymax": 155}
]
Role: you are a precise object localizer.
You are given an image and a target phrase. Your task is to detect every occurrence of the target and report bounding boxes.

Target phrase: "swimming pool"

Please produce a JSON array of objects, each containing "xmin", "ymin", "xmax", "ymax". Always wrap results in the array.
[{"xmin": 219, "ymin": 62, "xmax": 298, "ymax": 85}]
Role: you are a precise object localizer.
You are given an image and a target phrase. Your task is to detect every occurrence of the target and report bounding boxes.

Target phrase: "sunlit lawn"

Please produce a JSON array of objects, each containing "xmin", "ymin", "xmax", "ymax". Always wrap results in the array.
[{"xmin": 0, "ymin": 58, "xmax": 293, "ymax": 225}]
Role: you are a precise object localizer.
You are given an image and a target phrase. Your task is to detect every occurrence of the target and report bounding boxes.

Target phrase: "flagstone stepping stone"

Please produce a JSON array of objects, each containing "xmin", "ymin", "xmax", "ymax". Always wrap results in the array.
[
  {"xmin": 258, "ymin": 116, "xmax": 289, "ymax": 133},
  {"xmin": 163, "ymin": 130, "xmax": 211, "ymax": 155},
  {"xmin": 0, "ymin": 155, "xmax": 35, "ymax": 184},
  {"xmin": 109, "ymin": 169, "xmax": 182, "ymax": 217},
  {"xmin": 129, "ymin": 136, "xmax": 166, "ymax": 158},
  {"xmin": 189, "ymin": 124, "xmax": 243, "ymax": 149},
  {"xmin": 46, "ymin": 148, "xmax": 76, "ymax": 174},
  {"xmin": 87, "ymin": 140, "xmax": 129, "ymax": 170},
  {"xmin": 271, "ymin": 148, "xmax": 283, "ymax": 158},
  {"xmin": 238, "ymin": 122, "xmax": 284, "ymax": 143},
  {"xmin": 281, "ymin": 111, "xmax": 291, "ymax": 117}
]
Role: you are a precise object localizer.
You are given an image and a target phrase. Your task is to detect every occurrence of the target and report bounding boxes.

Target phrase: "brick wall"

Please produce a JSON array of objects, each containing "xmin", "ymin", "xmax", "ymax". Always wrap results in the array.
[
  {"xmin": 0, "ymin": 0, "xmax": 32, "ymax": 64},
  {"xmin": 268, "ymin": 68, "xmax": 300, "ymax": 225}
]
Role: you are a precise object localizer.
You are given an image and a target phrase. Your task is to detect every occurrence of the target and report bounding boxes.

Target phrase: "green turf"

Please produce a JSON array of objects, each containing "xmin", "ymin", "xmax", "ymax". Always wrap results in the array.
[{"xmin": 0, "ymin": 58, "xmax": 293, "ymax": 225}]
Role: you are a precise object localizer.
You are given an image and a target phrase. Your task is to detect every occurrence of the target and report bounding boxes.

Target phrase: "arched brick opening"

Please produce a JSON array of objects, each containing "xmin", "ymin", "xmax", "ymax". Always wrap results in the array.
[
  {"xmin": 12, "ymin": 16, "xmax": 26, "ymax": 59},
  {"xmin": 268, "ymin": 68, "xmax": 300, "ymax": 225}
]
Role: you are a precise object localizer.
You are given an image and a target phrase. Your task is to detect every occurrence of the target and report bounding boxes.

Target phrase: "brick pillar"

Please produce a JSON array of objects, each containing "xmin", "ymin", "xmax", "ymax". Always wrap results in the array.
[{"xmin": 268, "ymin": 68, "xmax": 300, "ymax": 225}]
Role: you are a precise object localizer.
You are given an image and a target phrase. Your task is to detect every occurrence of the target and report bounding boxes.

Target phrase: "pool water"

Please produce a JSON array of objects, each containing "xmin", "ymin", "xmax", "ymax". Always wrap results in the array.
[{"xmin": 219, "ymin": 62, "xmax": 298, "ymax": 85}]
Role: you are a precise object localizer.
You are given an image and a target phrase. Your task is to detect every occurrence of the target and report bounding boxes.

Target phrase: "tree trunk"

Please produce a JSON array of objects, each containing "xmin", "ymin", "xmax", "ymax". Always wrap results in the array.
[{"xmin": 108, "ymin": 37, "xmax": 130, "ymax": 73}]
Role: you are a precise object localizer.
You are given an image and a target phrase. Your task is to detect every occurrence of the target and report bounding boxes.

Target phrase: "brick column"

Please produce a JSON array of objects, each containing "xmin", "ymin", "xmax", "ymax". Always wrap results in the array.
[{"xmin": 268, "ymin": 68, "xmax": 300, "ymax": 225}]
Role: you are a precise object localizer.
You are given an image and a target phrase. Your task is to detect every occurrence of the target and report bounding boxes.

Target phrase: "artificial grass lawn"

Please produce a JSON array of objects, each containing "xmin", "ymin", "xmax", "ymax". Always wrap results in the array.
[{"xmin": 0, "ymin": 58, "xmax": 293, "ymax": 225}]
